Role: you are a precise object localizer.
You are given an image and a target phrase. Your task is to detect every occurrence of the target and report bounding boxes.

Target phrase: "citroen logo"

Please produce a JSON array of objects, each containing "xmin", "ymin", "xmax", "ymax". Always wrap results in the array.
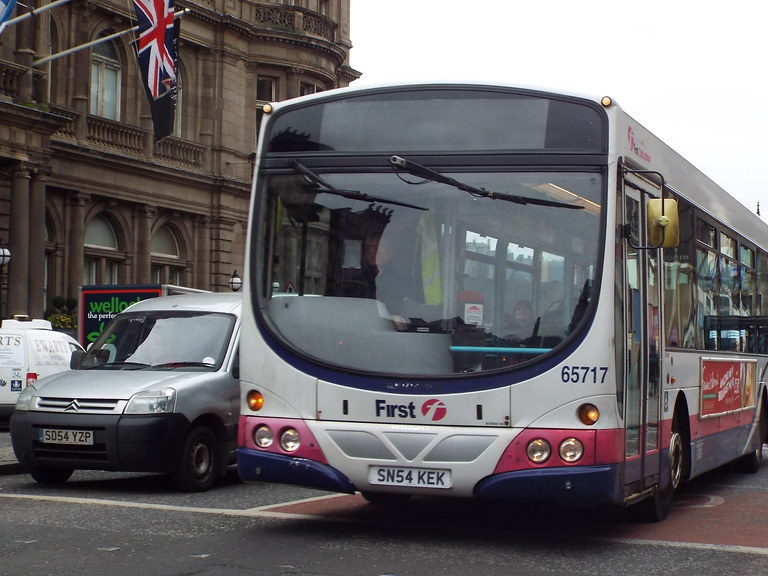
[{"xmin": 65, "ymin": 399, "xmax": 80, "ymax": 412}]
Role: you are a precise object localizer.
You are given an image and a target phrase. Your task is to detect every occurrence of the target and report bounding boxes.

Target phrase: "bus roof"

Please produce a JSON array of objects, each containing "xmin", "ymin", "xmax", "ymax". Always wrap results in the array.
[{"xmin": 262, "ymin": 81, "xmax": 768, "ymax": 249}]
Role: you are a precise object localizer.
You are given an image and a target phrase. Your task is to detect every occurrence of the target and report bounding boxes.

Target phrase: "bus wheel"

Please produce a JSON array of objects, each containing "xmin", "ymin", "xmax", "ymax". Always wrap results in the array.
[
  {"xmin": 171, "ymin": 425, "xmax": 220, "ymax": 492},
  {"xmin": 361, "ymin": 491, "xmax": 412, "ymax": 506},
  {"xmin": 29, "ymin": 466, "xmax": 73, "ymax": 485},
  {"xmin": 635, "ymin": 430, "xmax": 682, "ymax": 522},
  {"xmin": 738, "ymin": 403, "xmax": 765, "ymax": 474}
]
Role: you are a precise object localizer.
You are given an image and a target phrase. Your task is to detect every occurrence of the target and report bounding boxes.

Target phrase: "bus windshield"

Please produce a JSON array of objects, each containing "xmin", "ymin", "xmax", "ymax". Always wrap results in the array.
[{"xmin": 257, "ymin": 165, "xmax": 603, "ymax": 377}]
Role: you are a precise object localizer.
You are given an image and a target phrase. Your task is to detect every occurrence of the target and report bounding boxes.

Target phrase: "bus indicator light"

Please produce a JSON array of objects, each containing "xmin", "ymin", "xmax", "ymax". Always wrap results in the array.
[
  {"xmin": 247, "ymin": 390, "xmax": 265, "ymax": 411},
  {"xmin": 578, "ymin": 404, "xmax": 600, "ymax": 425}
]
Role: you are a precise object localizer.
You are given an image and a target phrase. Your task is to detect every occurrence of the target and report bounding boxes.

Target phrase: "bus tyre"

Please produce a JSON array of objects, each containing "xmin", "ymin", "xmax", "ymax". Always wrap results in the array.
[
  {"xmin": 361, "ymin": 491, "xmax": 412, "ymax": 506},
  {"xmin": 29, "ymin": 466, "xmax": 73, "ymax": 485},
  {"xmin": 171, "ymin": 425, "xmax": 220, "ymax": 492},
  {"xmin": 739, "ymin": 404, "xmax": 765, "ymax": 473},
  {"xmin": 635, "ymin": 430, "xmax": 682, "ymax": 522},
  {"xmin": 740, "ymin": 444, "xmax": 764, "ymax": 474}
]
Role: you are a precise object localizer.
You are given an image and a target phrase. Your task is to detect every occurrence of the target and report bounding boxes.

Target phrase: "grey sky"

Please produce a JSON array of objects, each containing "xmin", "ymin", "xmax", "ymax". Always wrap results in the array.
[{"xmin": 349, "ymin": 1, "xmax": 767, "ymax": 222}]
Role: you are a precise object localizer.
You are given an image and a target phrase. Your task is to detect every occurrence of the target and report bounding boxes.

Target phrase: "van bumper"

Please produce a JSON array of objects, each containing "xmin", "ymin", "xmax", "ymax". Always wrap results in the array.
[
  {"xmin": 0, "ymin": 404, "xmax": 14, "ymax": 426},
  {"xmin": 10, "ymin": 410, "xmax": 189, "ymax": 473}
]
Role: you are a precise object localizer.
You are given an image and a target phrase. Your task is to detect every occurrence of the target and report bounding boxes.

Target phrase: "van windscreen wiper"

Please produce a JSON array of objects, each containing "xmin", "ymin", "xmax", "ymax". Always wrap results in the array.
[
  {"xmin": 289, "ymin": 160, "xmax": 426, "ymax": 211},
  {"xmin": 390, "ymin": 155, "xmax": 584, "ymax": 210}
]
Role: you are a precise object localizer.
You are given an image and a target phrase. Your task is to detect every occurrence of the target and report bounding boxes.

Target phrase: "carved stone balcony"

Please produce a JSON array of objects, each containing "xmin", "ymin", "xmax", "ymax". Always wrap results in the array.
[
  {"xmin": 0, "ymin": 60, "xmax": 26, "ymax": 102},
  {"xmin": 48, "ymin": 105, "xmax": 205, "ymax": 169},
  {"xmin": 214, "ymin": 1, "xmax": 337, "ymax": 43}
]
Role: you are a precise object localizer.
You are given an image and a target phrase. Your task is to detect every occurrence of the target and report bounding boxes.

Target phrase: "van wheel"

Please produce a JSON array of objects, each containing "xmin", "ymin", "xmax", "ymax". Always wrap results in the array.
[
  {"xmin": 171, "ymin": 426, "xmax": 220, "ymax": 492},
  {"xmin": 29, "ymin": 466, "xmax": 73, "ymax": 485}
]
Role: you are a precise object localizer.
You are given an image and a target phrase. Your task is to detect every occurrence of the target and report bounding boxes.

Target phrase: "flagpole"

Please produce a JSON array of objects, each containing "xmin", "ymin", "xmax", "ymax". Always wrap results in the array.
[
  {"xmin": 31, "ymin": 8, "xmax": 190, "ymax": 67},
  {"xmin": 1, "ymin": 0, "xmax": 73, "ymax": 32}
]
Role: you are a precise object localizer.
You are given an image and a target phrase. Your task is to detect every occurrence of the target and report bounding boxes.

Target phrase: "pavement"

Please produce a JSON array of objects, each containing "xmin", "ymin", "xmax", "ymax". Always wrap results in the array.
[{"xmin": 0, "ymin": 428, "xmax": 23, "ymax": 475}]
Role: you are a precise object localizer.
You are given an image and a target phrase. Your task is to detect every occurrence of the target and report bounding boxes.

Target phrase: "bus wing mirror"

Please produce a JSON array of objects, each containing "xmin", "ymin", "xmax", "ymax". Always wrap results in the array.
[{"xmin": 647, "ymin": 198, "xmax": 679, "ymax": 248}]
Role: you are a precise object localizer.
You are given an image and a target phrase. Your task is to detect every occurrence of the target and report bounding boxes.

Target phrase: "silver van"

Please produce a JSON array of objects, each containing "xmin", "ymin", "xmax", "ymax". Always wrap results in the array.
[
  {"xmin": 0, "ymin": 318, "xmax": 83, "ymax": 427},
  {"xmin": 10, "ymin": 293, "xmax": 241, "ymax": 491}
]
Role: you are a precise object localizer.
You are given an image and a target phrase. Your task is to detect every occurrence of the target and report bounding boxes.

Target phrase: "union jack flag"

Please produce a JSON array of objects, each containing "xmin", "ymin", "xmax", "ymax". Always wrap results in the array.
[
  {"xmin": 132, "ymin": 0, "xmax": 179, "ymax": 140},
  {"xmin": 133, "ymin": 0, "xmax": 177, "ymax": 99}
]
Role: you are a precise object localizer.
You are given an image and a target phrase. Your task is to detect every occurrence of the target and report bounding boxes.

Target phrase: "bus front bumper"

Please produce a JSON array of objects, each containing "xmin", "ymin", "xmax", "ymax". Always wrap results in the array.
[
  {"xmin": 474, "ymin": 464, "xmax": 622, "ymax": 505},
  {"xmin": 237, "ymin": 448, "xmax": 355, "ymax": 494},
  {"xmin": 238, "ymin": 445, "xmax": 622, "ymax": 505}
]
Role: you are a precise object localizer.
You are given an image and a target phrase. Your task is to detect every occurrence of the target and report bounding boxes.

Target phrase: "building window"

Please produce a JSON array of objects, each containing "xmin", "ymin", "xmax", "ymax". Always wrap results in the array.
[
  {"xmin": 300, "ymin": 82, "xmax": 319, "ymax": 96},
  {"xmin": 84, "ymin": 214, "xmax": 122, "ymax": 285},
  {"xmin": 257, "ymin": 77, "xmax": 276, "ymax": 102},
  {"xmin": 90, "ymin": 38, "xmax": 121, "ymax": 120},
  {"xmin": 151, "ymin": 224, "xmax": 185, "ymax": 285}
]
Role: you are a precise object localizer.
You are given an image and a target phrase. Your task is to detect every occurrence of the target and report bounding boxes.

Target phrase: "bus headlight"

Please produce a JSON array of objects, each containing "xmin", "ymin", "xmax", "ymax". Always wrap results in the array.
[
  {"xmin": 280, "ymin": 428, "xmax": 301, "ymax": 452},
  {"xmin": 526, "ymin": 438, "xmax": 551, "ymax": 463},
  {"xmin": 559, "ymin": 438, "xmax": 584, "ymax": 463},
  {"xmin": 253, "ymin": 425, "xmax": 273, "ymax": 448}
]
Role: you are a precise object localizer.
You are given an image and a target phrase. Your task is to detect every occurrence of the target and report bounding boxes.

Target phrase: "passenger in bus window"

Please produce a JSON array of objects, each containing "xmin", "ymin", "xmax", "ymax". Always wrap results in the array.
[
  {"xmin": 503, "ymin": 299, "xmax": 536, "ymax": 341},
  {"xmin": 331, "ymin": 233, "xmax": 417, "ymax": 330}
]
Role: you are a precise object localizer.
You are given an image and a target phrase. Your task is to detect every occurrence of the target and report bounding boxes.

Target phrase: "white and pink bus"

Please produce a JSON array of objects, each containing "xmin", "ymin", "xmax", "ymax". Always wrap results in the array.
[{"xmin": 237, "ymin": 83, "xmax": 768, "ymax": 520}]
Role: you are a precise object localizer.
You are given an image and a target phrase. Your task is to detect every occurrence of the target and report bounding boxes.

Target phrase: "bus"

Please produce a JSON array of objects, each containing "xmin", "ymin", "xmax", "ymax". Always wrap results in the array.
[{"xmin": 237, "ymin": 83, "xmax": 768, "ymax": 521}]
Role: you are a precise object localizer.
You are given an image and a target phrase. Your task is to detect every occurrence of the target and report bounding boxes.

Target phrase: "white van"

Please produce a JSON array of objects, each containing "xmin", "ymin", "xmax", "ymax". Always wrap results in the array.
[
  {"xmin": 0, "ymin": 318, "xmax": 83, "ymax": 427},
  {"xmin": 10, "ymin": 293, "xmax": 240, "ymax": 491}
]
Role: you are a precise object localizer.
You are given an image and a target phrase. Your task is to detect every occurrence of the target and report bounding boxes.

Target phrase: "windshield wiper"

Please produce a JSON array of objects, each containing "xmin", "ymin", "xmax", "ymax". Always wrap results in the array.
[
  {"xmin": 151, "ymin": 361, "xmax": 215, "ymax": 370},
  {"xmin": 289, "ymin": 160, "xmax": 426, "ymax": 211},
  {"xmin": 390, "ymin": 155, "xmax": 584, "ymax": 210},
  {"xmin": 100, "ymin": 361, "xmax": 150, "ymax": 370}
]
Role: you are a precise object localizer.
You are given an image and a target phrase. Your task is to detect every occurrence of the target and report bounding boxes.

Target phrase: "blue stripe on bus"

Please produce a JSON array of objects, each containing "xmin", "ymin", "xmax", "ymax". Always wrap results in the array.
[
  {"xmin": 689, "ymin": 422, "xmax": 756, "ymax": 478},
  {"xmin": 237, "ymin": 448, "xmax": 355, "ymax": 494}
]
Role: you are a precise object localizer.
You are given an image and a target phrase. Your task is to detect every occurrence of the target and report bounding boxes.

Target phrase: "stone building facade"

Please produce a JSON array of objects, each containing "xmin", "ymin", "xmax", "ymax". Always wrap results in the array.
[{"xmin": 0, "ymin": 0, "xmax": 359, "ymax": 321}]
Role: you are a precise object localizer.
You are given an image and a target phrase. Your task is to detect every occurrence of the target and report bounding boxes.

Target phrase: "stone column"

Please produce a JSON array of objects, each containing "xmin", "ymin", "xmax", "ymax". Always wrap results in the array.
[
  {"xmin": 194, "ymin": 216, "xmax": 211, "ymax": 290},
  {"xmin": 287, "ymin": 68, "xmax": 302, "ymax": 100},
  {"xmin": 135, "ymin": 204, "xmax": 155, "ymax": 283},
  {"xmin": 67, "ymin": 193, "xmax": 87, "ymax": 299},
  {"xmin": 71, "ymin": 2, "xmax": 92, "ymax": 140},
  {"xmin": 14, "ymin": 14, "xmax": 35, "ymax": 104},
  {"xmin": 28, "ymin": 169, "xmax": 48, "ymax": 318},
  {"xmin": 7, "ymin": 165, "xmax": 30, "ymax": 316}
]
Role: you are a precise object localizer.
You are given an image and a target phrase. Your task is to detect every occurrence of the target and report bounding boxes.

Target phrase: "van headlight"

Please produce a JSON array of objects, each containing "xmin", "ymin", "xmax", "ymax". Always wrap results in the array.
[
  {"xmin": 15, "ymin": 384, "xmax": 37, "ymax": 411},
  {"xmin": 125, "ymin": 388, "xmax": 176, "ymax": 414}
]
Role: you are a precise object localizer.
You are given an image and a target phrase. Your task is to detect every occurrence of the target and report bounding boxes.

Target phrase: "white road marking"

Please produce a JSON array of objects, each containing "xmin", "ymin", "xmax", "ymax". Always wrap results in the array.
[
  {"xmin": 672, "ymin": 493, "xmax": 726, "ymax": 508},
  {"xmin": 1, "ymin": 492, "xmax": 767, "ymax": 555},
  {"xmin": 0, "ymin": 492, "xmax": 355, "ymax": 522}
]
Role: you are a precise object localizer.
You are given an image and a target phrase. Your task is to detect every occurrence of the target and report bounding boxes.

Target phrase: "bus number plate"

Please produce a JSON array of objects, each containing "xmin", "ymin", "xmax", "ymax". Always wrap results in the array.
[
  {"xmin": 369, "ymin": 466, "xmax": 452, "ymax": 489},
  {"xmin": 40, "ymin": 429, "xmax": 94, "ymax": 445}
]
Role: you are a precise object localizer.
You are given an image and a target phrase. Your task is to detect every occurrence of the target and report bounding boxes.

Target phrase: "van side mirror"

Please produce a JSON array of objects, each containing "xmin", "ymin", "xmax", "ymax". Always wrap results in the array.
[
  {"xmin": 647, "ymin": 198, "xmax": 680, "ymax": 248},
  {"xmin": 70, "ymin": 349, "xmax": 85, "ymax": 369}
]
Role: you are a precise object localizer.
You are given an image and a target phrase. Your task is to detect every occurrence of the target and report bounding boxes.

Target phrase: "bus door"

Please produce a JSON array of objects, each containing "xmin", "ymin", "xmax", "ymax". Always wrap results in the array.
[{"xmin": 621, "ymin": 170, "xmax": 663, "ymax": 499}]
